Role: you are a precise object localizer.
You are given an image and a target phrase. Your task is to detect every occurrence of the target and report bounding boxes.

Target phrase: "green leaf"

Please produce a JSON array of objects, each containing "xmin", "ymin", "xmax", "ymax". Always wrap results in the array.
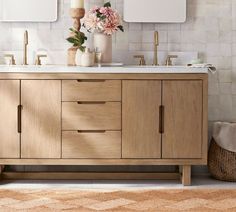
[
  {"xmin": 66, "ymin": 37, "xmax": 77, "ymax": 44},
  {"xmin": 67, "ymin": 26, "xmax": 87, "ymax": 49},
  {"xmin": 78, "ymin": 46, "xmax": 86, "ymax": 52},
  {"xmin": 104, "ymin": 2, "xmax": 111, "ymax": 7},
  {"xmin": 69, "ymin": 28, "xmax": 79, "ymax": 35},
  {"xmin": 118, "ymin": 25, "xmax": 124, "ymax": 32}
]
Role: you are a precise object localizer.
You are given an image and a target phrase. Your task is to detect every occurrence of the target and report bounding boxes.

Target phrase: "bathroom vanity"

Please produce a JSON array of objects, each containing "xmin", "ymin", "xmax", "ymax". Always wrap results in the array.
[{"xmin": 0, "ymin": 66, "xmax": 208, "ymax": 186}]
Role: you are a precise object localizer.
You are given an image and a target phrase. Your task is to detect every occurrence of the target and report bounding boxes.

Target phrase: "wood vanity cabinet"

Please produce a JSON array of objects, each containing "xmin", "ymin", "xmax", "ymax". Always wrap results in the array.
[
  {"xmin": 162, "ymin": 81, "xmax": 203, "ymax": 159},
  {"xmin": 0, "ymin": 73, "xmax": 208, "ymax": 186},
  {"xmin": 21, "ymin": 80, "xmax": 61, "ymax": 159},
  {"xmin": 122, "ymin": 80, "xmax": 162, "ymax": 159},
  {"xmin": 122, "ymin": 80, "xmax": 203, "ymax": 159},
  {"xmin": 0, "ymin": 80, "xmax": 20, "ymax": 158}
]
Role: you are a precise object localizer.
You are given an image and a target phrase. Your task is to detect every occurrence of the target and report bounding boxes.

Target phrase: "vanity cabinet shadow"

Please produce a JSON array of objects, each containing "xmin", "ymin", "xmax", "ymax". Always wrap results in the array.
[{"xmin": 21, "ymin": 80, "xmax": 61, "ymax": 159}]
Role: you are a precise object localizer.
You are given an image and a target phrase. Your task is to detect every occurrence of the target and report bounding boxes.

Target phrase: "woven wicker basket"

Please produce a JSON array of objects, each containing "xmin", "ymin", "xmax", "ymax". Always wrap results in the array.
[{"xmin": 208, "ymin": 138, "xmax": 236, "ymax": 182}]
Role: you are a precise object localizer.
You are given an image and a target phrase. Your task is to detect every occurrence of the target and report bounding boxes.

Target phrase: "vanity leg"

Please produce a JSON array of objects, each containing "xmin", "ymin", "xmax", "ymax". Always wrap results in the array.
[
  {"xmin": 181, "ymin": 165, "xmax": 191, "ymax": 186},
  {"xmin": 0, "ymin": 166, "xmax": 5, "ymax": 180}
]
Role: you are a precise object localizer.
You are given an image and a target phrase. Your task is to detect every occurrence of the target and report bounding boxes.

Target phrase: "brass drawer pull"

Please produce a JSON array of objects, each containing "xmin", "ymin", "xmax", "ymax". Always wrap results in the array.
[
  {"xmin": 159, "ymin": 105, "xmax": 164, "ymax": 134},
  {"xmin": 77, "ymin": 101, "xmax": 106, "ymax": 105},
  {"xmin": 17, "ymin": 105, "xmax": 22, "ymax": 133},
  {"xmin": 77, "ymin": 130, "xmax": 106, "ymax": 133},
  {"xmin": 77, "ymin": 80, "xmax": 106, "ymax": 83}
]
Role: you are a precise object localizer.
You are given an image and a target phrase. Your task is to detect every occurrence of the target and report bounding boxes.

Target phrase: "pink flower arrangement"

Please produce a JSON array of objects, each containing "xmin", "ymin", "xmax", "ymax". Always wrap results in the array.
[{"xmin": 83, "ymin": 2, "xmax": 124, "ymax": 36}]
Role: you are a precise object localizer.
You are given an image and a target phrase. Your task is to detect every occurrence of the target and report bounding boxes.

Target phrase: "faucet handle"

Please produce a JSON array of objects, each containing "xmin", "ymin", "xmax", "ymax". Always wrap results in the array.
[
  {"xmin": 134, "ymin": 55, "xmax": 146, "ymax": 66},
  {"xmin": 4, "ymin": 54, "xmax": 16, "ymax": 65},
  {"xmin": 35, "ymin": 54, "xmax": 47, "ymax": 65},
  {"xmin": 165, "ymin": 55, "xmax": 178, "ymax": 66}
]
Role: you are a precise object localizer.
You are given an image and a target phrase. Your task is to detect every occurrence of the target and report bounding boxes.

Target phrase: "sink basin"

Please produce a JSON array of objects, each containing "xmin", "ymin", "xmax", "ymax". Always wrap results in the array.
[{"xmin": 0, "ymin": 64, "xmax": 208, "ymax": 74}]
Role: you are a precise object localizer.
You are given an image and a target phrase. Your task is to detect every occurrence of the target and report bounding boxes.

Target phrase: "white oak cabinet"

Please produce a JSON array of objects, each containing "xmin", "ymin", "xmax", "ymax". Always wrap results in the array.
[
  {"xmin": 0, "ymin": 80, "xmax": 20, "ymax": 158},
  {"xmin": 0, "ymin": 73, "xmax": 208, "ymax": 186},
  {"xmin": 21, "ymin": 80, "xmax": 61, "ymax": 159},
  {"xmin": 122, "ymin": 80, "xmax": 162, "ymax": 159}
]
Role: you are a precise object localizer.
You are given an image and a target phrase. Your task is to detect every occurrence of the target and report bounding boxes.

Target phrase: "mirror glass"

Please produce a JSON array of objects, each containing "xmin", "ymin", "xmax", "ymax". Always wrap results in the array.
[
  {"xmin": 0, "ymin": 0, "xmax": 58, "ymax": 22},
  {"xmin": 124, "ymin": 0, "xmax": 186, "ymax": 23}
]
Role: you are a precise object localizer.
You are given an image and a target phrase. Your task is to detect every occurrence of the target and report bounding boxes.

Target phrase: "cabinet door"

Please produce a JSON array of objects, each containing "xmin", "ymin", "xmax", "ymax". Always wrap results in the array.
[
  {"xmin": 21, "ymin": 80, "xmax": 61, "ymax": 159},
  {"xmin": 162, "ymin": 81, "xmax": 202, "ymax": 159},
  {"xmin": 122, "ymin": 81, "xmax": 161, "ymax": 158},
  {"xmin": 0, "ymin": 80, "xmax": 20, "ymax": 158}
]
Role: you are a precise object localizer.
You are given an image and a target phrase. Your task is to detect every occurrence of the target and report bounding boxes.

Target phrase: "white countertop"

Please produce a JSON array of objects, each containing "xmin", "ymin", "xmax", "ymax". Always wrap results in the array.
[{"xmin": 0, "ymin": 65, "xmax": 209, "ymax": 74}]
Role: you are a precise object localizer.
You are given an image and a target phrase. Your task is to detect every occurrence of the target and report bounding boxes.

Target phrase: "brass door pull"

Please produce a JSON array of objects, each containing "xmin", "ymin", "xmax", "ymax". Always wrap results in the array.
[
  {"xmin": 77, "ymin": 101, "xmax": 106, "ymax": 105},
  {"xmin": 159, "ymin": 105, "xmax": 164, "ymax": 134},
  {"xmin": 77, "ymin": 79, "xmax": 106, "ymax": 83},
  {"xmin": 77, "ymin": 130, "xmax": 106, "ymax": 133},
  {"xmin": 17, "ymin": 105, "xmax": 22, "ymax": 133}
]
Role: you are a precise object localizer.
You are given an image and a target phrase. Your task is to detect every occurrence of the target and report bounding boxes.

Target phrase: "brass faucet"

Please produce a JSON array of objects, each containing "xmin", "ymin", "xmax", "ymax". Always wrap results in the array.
[
  {"xmin": 35, "ymin": 54, "xmax": 47, "ymax": 65},
  {"xmin": 165, "ymin": 55, "xmax": 178, "ymax": 66},
  {"xmin": 153, "ymin": 31, "xmax": 159, "ymax": 66},
  {"xmin": 23, "ymin": 30, "xmax": 28, "ymax": 65},
  {"xmin": 4, "ymin": 54, "xmax": 16, "ymax": 65},
  {"xmin": 134, "ymin": 55, "xmax": 146, "ymax": 66}
]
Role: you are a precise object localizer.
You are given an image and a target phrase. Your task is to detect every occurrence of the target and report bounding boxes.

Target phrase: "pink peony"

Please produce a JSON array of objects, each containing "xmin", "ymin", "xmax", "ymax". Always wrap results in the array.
[{"xmin": 83, "ymin": 3, "xmax": 123, "ymax": 36}]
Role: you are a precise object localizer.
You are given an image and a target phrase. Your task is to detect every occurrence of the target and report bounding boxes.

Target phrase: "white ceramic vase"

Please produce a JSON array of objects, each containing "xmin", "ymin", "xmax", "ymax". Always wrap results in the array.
[
  {"xmin": 0, "ymin": 52, "xmax": 4, "ymax": 64},
  {"xmin": 75, "ymin": 49, "xmax": 83, "ymax": 66},
  {"xmin": 80, "ymin": 48, "xmax": 95, "ymax": 67},
  {"xmin": 93, "ymin": 32, "xmax": 112, "ymax": 63}
]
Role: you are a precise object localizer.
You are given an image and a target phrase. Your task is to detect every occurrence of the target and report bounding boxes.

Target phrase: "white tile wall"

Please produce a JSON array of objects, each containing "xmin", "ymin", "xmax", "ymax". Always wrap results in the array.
[
  {"xmin": 0, "ymin": 0, "xmax": 235, "ymax": 125},
  {"xmin": 1, "ymin": 0, "xmax": 236, "ymax": 173}
]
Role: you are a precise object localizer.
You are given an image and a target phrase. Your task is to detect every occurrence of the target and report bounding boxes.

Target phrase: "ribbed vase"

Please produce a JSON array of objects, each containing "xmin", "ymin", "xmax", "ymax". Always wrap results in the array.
[{"xmin": 93, "ymin": 32, "xmax": 112, "ymax": 63}]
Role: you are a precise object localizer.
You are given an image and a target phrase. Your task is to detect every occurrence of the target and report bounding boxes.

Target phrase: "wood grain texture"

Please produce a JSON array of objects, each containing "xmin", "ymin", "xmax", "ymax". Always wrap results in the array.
[
  {"xmin": 0, "ymin": 158, "xmax": 205, "ymax": 166},
  {"xmin": 162, "ymin": 80, "xmax": 203, "ymax": 159},
  {"xmin": 21, "ymin": 80, "xmax": 61, "ymax": 159},
  {"xmin": 62, "ymin": 80, "xmax": 121, "ymax": 101},
  {"xmin": 202, "ymin": 76, "xmax": 208, "ymax": 163},
  {"xmin": 181, "ymin": 165, "xmax": 191, "ymax": 186},
  {"xmin": 122, "ymin": 80, "xmax": 162, "ymax": 159},
  {"xmin": 62, "ymin": 102, "xmax": 121, "ymax": 130},
  {"xmin": 62, "ymin": 131, "xmax": 121, "ymax": 159},
  {"xmin": 0, "ymin": 80, "xmax": 20, "ymax": 158}
]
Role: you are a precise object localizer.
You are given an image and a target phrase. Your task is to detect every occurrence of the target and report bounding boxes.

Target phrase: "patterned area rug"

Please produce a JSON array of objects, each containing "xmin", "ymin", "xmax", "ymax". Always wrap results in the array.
[{"xmin": 0, "ymin": 189, "xmax": 236, "ymax": 211}]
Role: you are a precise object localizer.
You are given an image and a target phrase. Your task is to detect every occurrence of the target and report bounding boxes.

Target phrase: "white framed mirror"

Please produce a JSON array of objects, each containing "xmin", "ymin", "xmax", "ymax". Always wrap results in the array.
[
  {"xmin": 124, "ymin": 0, "xmax": 186, "ymax": 23},
  {"xmin": 0, "ymin": 0, "xmax": 58, "ymax": 22}
]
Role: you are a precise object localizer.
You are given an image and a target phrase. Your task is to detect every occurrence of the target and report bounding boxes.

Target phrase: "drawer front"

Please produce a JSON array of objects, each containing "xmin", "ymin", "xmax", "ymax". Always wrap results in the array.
[
  {"xmin": 62, "ymin": 102, "xmax": 121, "ymax": 130},
  {"xmin": 62, "ymin": 80, "xmax": 121, "ymax": 101},
  {"xmin": 62, "ymin": 131, "xmax": 121, "ymax": 158}
]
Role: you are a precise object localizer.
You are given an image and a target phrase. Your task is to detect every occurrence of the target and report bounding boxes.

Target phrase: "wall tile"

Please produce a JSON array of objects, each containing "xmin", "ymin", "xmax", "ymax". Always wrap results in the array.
[{"xmin": 0, "ymin": 0, "xmax": 235, "ymax": 124}]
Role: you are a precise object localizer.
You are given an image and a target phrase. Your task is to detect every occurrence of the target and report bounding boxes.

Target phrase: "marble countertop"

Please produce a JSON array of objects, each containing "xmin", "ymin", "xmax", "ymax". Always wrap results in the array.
[{"xmin": 0, "ymin": 65, "xmax": 209, "ymax": 74}]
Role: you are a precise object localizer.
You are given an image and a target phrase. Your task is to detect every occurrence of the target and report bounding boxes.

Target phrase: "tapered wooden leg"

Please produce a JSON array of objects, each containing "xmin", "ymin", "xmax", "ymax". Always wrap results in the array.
[
  {"xmin": 0, "ymin": 166, "xmax": 5, "ymax": 180},
  {"xmin": 0, "ymin": 166, "xmax": 5, "ymax": 173},
  {"xmin": 181, "ymin": 165, "xmax": 191, "ymax": 186}
]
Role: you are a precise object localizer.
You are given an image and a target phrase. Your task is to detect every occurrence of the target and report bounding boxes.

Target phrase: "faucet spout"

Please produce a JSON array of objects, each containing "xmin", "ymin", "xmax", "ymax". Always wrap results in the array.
[
  {"xmin": 23, "ymin": 30, "xmax": 28, "ymax": 65},
  {"xmin": 153, "ymin": 31, "xmax": 159, "ymax": 66}
]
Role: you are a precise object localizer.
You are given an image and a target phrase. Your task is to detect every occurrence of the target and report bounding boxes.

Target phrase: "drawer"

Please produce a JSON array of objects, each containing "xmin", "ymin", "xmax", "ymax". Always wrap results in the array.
[
  {"xmin": 62, "ymin": 80, "xmax": 121, "ymax": 101},
  {"xmin": 62, "ymin": 102, "xmax": 121, "ymax": 130},
  {"xmin": 62, "ymin": 131, "xmax": 121, "ymax": 159}
]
